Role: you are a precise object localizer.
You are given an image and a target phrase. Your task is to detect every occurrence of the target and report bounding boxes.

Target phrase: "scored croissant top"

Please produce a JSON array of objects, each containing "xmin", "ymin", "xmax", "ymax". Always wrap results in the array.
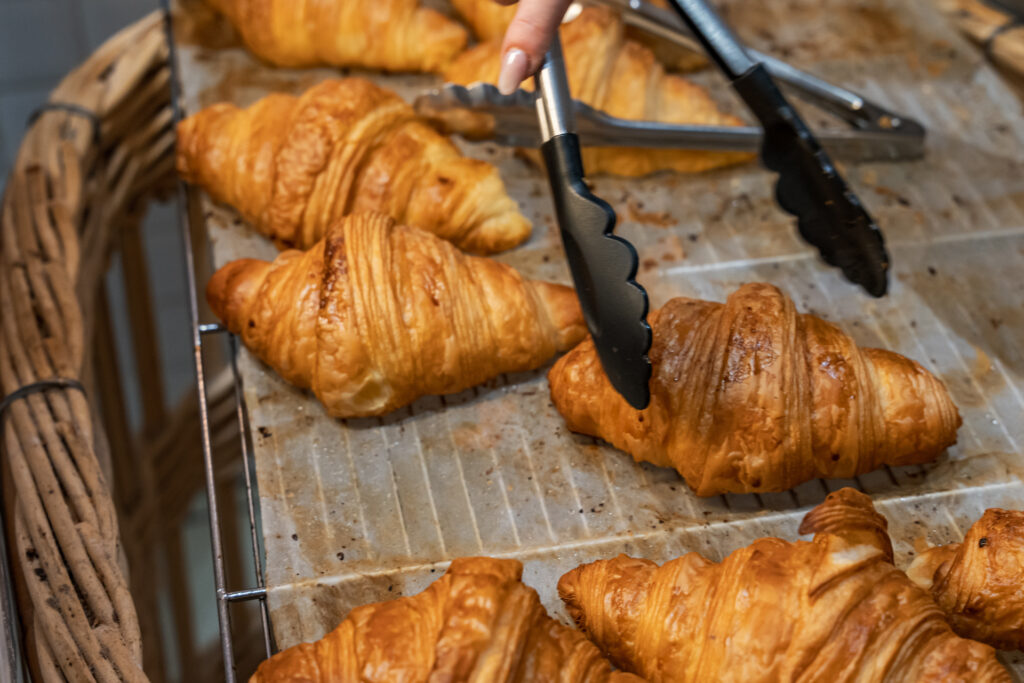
[
  {"xmin": 203, "ymin": 0, "xmax": 467, "ymax": 72},
  {"xmin": 444, "ymin": 5, "xmax": 748, "ymax": 176},
  {"xmin": 549, "ymin": 283, "xmax": 962, "ymax": 496},
  {"xmin": 176, "ymin": 78, "xmax": 531, "ymax": 255},
  {"xmin": 251, "ymin": 557, "xmax": 643, "ymax": 682},
  {"xmin": 207, "ymin": 212, "xmax": 586, "ymax": 418},
  {"xmin": 559, "ymin": 489, "xmax": 1012, "ymax": 682}
]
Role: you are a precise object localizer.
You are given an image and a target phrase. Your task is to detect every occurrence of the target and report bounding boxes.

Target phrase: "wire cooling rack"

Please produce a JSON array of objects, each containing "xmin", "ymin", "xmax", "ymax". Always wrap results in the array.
[{"xmin": 163, "ymin": 6, "xmax": 274, "ymax": 681}]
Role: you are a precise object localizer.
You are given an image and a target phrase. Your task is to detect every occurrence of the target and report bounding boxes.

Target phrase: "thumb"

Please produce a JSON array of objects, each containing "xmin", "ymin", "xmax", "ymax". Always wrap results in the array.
[{"xmin": 496, "ymin": 0, "xmax": 574, "ymax": 95}]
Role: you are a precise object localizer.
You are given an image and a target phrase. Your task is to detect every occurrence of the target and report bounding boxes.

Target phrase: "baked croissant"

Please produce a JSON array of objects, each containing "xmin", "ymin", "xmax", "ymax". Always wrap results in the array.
[
  {"xmin": 450, "ymin": 0, "xmax": 707, "ymax": 72},
  {"xmin": 548, "ymin": 282, "xmax": 961, "ymax": 496},
  {"xmin": 177, "ymin": 78, "xmax": 530, "ymax": 255},
  {"xmin": 251, "ymin": 557, "xmax": 643, "ymax": 682},
  {"xmin": 444, "ymin": 6, "xmax": 747, "ymax": 176},
  {"xmin": 202, "ymin": 0, "xmax": 467, "ymax": 72},
  {"xmin": 449, "ymin": 0, "xmax": 516, "ymax": 42},
  {"xmin": 907, "ymin": 508, "xmax": 1024, "ymax": 650},
  {"xmin": 559, "ymin": 488, "xmax": 1012, "ymax": 682},
  {"xmin": 207, "ymin": 212, "xmax": 586, "ymax": 417}
]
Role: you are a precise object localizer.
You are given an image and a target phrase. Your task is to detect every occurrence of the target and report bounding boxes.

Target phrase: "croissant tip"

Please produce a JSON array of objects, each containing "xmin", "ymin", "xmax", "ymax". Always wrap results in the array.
[{"xmin": 206, "ymin": 259, "xmax": 261, "ymax": 326}]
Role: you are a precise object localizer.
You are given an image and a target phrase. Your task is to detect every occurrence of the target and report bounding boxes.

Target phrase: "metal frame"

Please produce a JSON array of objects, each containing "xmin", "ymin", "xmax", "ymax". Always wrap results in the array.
[{"xmin": 162, "ymin": 6, "xmax": 274, "ymax": 681}]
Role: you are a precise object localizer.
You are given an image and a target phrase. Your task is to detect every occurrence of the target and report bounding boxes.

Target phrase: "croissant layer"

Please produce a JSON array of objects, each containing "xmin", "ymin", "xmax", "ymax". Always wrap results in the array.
[
  {"xmin": 207, "ymin": 212, "xmax": 586, "ymax": 417},
  {"xmin": 444, "ymin": 6, "xmax": 747, "ymax": 176},
  {"xmin": 907, "ymin": 508, "xmax": 1024, "ymax": 650},
  {"xmin": 559, "ymin": 489, "xmax": 1011, "ymax": 682},
  {"xmin": 548, "ymin": 283, "xmax": 961, "ymax": 496},
  {"xmin": 204, "ymin": 0, "xmax": 467, "ymax": 72},
  {"xmin": 251, "ymin": 557, "xmax": 643, "ymax": 682},
  {"xmin": 177, "ymin": 78, "xmax": 530, "ymax": 254}
]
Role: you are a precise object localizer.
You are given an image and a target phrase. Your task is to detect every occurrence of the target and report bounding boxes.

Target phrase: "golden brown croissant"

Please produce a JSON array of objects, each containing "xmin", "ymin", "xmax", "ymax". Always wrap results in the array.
[
  {"xmin": 559, "ymin": 488, "xmax": 1012, "ymax": 682},
  {"xmin": 449, "ymin": 0, "xmax": 516, "ymax": 42},
  {"xmin": 907, "ymin": 508, "xmax": 1024, "ymax": 650},
  {"xmin": 444, "ymin": 6, "xmax": 747, "ymax": 176},
  {"xmin": 176, "ymin": 78, "xmax": 530, "ymax": 255},
  {"xmin": 202, "ymin": 0, "xmax": 467, "ymax": 72},
  {"xmin": 548, "ymin": 283, "xmax": 961, "ymax": 496},
  {"xmin": 449, "ymin": 0, "xmax": 707, "ymax": 72},
  {"xmin": 251, "ymin": 557, "xmax": 644, "ymax": 682},
  {"xmin": 207, "ymin": 212, "xmax": 586, "ymax": 417}
]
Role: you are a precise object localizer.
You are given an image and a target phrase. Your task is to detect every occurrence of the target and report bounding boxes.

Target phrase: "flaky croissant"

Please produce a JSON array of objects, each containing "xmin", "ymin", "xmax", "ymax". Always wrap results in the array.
[
  {"xmin": 559, "ymin": 488, "xmax": 1012, "ymax": 682},
  {"xmin": 251, "ymin": 557, "xmax": 643, "ymax": 682},
  {"xmin": 449, "ymin": 0, "xmax": 516, "ymax": 42},
  {"xmin": 177, "ymin": 78, "xmax": 530, "ymax": 255},
  {"xmin": 548, "ymin": 283, "xmax": 961, "ymax": 496},
  {"xmin": 449, "ymin": 0, "xmax": 707, "ymax": 72},
  {"xmin": 444, "ymin": 6, "xmax": 747, "ymax": 176},
  {"xmin": 203, "ymin": 0, "xmax": 467, "ymax": 72},
  {"xmin": 207, "ymin": 212, "xmax": 586, "ymax": 417},
  {"xmin": 907, "ymin": 508, "xmax": 1024, "ymax": 650}
]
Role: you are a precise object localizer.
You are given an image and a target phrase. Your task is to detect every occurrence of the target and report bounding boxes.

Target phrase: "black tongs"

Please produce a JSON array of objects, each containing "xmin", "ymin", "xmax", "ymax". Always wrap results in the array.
[
  {"xmin": 536, "ymin": 36, "xmax": 652, "ymax": 409},
  {"xmin": 664, "ymin": 0, "xmax": 890, "ymax": 297}
]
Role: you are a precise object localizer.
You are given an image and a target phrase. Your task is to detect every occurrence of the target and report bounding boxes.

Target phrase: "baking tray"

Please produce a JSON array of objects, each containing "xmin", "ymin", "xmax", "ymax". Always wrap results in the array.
[{"xmin": 171, "ymin": 0, "xmax": 1024, "ymax": 672}]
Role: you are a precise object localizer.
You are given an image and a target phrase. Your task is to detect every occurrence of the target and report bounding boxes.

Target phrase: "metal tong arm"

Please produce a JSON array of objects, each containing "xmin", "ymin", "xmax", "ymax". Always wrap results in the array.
[
  {"xmin": 585, "ymin": 0, "xmax": 922, "ymax": 135},
  {"xmin": 534, "ymin": 36, "xmax": 653, "ymax": 409},
  {"xmin": 416, "ymin": 82, "xmax": 922, "ymax": 161},
  {"xmin": 535, "ymin": 29, "xmax": 577, "ymax": 141}
]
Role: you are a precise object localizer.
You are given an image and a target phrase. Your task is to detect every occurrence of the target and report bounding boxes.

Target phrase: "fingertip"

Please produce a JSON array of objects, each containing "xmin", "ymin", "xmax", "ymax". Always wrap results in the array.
[
  {"xmin": 499, "ymin": 0, "xmax": 573, "ymax": 80},
  {"xmin": 497, "ymin": 47, "xmax": 530, "ymax": 95}
]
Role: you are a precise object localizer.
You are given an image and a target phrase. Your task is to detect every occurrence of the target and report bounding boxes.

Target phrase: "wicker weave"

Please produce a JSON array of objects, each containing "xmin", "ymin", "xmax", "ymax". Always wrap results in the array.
[{"xmin": 0, "ymin": 12, "xmax": 176, "ymax": 682}]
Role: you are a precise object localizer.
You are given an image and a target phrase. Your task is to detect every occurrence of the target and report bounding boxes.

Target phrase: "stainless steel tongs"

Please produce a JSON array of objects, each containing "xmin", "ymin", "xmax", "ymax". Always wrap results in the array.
[{"xmin": 415, "ymin": 0, "xmax": 925, "ymax": 162}]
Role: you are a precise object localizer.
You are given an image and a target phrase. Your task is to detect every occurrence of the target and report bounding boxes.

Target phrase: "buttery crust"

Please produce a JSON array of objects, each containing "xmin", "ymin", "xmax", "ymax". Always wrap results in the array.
[
  {"xmin": 559, "ymin": 488, "xmax": 1012, "ymax": 682},
  {"xmin": 176, "ymin": 78, "xmax": 531, "ymax": 255},
  {"xmin": 548, "ymin": 283, "xmax": 961, "ymax": 496},
  {"xmin": 444, "ymin": 6, "xmax": 748, "ymax": 176},
  {"xmin": 907, "ymin": 508, "xmax": 1024, "ymax": 650},
  {"xmin": 250, "ymin": 557, "xmax": 644, "ymax": 682},
  {"xmin": 207, "ymin": 212, "xmax": 586, "ymax": 418},
  {"xmin": 203, "ymin": 0, "xmax": 467, "ymax": 72}
]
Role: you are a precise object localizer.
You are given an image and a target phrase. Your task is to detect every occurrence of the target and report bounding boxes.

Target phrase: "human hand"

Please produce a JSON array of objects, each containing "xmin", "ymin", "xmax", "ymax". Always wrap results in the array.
[{"xmin": 494, "ymin": 0, "xmax": 575, "ymax": 95}]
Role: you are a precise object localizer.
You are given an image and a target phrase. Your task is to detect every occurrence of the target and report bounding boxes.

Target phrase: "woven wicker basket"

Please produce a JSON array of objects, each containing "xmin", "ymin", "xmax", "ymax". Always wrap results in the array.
[{"xmin": 0, "ymin": 10, "xmax": 263, "ymax": 682}]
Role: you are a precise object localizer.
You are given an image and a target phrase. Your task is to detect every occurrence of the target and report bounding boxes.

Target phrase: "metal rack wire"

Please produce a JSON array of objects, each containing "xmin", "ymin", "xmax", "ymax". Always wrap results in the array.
[{"xmin": 162, "ymin": 6, "xmax": 275, "ymax": 681}]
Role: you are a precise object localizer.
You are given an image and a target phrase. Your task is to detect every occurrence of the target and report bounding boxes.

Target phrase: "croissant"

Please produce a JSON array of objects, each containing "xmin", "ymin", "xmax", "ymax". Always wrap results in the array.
[
  {"xmin": 548, "ymin": 283, "xmax": 961, "ymax": 496},
  {"xmin": 449, "ymin": 0, "xmax": 706, "ymax": 72},
  {"xmin": 558, "ymin": 488, "xmax": 1012, "ymax": 682},
  {"xmin": 251, "ymin": 557, "xmax": 643, "ymax": 682},
  {"xmin": 907, "ymin": 508, "xmax": 1024, "ymax": 650},
  {"xmin": 449, "ymin": 0, "xmax": 516, "ymax": 42},
  {"xmin": 207, "ymin": 212, "xmax": 586, "ymax": 417},
  {"xmin": 202, "ymin": 0, "xmax": 467, "ymax": 72},
  {"xmin": 176, "ymin": 78, "xmax": 531, "ymax": 255},
  {"xmin": 444, "ymin": 6, "xmax": 747, "ymax": 176}
]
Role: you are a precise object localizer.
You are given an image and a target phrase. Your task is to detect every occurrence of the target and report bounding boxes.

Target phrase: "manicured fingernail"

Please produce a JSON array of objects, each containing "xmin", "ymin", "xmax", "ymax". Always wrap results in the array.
[{"xmin": 498, "ymin": 48, "xmax": 529, "ymax": 96}]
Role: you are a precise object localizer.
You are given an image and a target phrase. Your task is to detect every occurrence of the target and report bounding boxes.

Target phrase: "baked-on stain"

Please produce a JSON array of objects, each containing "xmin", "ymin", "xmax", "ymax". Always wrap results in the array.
[
  {"xmin": 625, "ymin": 197, "xmax": 678, "ymax": 228},
  {"xmin": 718, "ymin": 0, "xmax": 916, "ymax": 61}
]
